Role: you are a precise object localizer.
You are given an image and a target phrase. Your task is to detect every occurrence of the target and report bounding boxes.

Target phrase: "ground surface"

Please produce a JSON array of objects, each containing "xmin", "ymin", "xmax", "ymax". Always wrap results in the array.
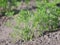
[
  {"xmin": 0, "ymin": 0, "xmax": 60, "ymax": 45},
  {"xmin": 0, "ymin": 17, "xmax": 60, "ymax": 45}
]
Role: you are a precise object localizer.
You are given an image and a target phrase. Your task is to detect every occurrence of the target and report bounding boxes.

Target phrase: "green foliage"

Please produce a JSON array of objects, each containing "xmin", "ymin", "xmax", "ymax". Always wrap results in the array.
[
  {"xmin": 4, "ymin": 0, "xmax": 60, "ymax": 41},
  {"xmin": 0, "ymin": 0, "xmax": 7, "ymax": 7},
  {"xmin": 0, "ymin": 0, "xmax": 18, "ymax": 16}
]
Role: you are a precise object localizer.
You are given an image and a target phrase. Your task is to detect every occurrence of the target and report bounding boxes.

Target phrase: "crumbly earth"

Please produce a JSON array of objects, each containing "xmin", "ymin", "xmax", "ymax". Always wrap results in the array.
[{"xmin": 0, "ymin": 17, "xmax": 60, "ymax": 45}]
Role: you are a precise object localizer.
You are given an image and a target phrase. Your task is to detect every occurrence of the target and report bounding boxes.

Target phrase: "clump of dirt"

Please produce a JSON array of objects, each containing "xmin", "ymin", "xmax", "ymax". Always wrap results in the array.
[{"xmin": 0, "ymin": 16, "xmax": 14, "ymax": 45}]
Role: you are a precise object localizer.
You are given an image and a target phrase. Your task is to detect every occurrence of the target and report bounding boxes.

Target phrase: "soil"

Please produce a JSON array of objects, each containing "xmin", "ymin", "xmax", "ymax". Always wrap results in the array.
[
  {"xmin": 0, "ymin": 16, "xmax": 60, "ymax": 45},
  {"xmin": 0, "ymin": 1, "xmax": 60, "ymax": 45}
]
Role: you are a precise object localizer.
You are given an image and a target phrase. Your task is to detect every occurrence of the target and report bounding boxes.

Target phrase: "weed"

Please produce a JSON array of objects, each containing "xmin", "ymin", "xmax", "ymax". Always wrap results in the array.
[{"xmin": 2, "ymin": 0, "xmax": 60, "ymax": 41}]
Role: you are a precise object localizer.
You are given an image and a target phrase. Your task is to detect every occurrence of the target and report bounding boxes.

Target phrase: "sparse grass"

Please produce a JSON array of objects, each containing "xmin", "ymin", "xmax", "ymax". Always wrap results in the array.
[{"xmin": 4, "ymin": 0, "xmax": 60, "ymax": 41}]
